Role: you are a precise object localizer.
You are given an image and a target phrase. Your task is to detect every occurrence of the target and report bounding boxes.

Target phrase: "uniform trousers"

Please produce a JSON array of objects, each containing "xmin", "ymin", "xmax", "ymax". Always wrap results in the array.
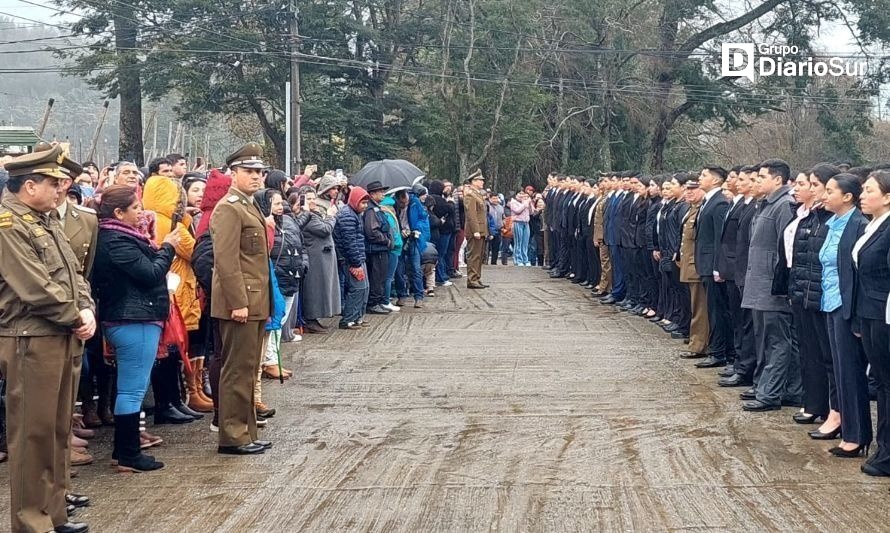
[
  {"xmin": 827, "ymin": 310, "xmax": 872, "ymax": 446},
  {"xmin": 860, "ymin": 318, "xmax": 890, "ymax": 472},
  {"xmin": 753, "ymin": 310, "xmax": 802, "ymax": 407},
  {"xmin": 688, "ymin": 281, "xmax": 709, "ymax": 354},
  {"xmin": 597, "ymin": 243, "xmax": 612, "ymax": 292},
  {"xmin": 217, "ymin": 319, "xmax": 264, "ymax": 448},
  {"xmin": 0, "ymin": 335, "xmax": 78, "ymax": 533},
  {"xmin": 466, "ymin": 237, "xmax": 485, "ymax": 285},
  {"xmin": 791, "ymin": 304, "xmax": 832, "ymax": 417},
  {"xmin": 702, "ymin": 277, "xmax": 734, "ymax": 361},
  {"xmin": 732, "ymin": 289, "xmax": 756, "ymax": 381}
]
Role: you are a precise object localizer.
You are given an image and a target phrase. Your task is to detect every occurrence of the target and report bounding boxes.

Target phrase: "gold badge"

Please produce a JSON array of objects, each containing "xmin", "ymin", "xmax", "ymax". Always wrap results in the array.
[
  {"xmin": 21, "ymin": 213, "xmax": 36, "ymax": 223},
  {"xmin": 32, "ymin": 227, "xmax": 47, "ymax": 237},
  {"xmin": 0, "ymin": 221, "xmax": 10, "ymax": 229}
]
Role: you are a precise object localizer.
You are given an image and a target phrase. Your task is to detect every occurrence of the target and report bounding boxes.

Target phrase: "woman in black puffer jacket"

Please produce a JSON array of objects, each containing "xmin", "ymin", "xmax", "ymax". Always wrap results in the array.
[
  {"xmin": 254, "ymin": 188, "xmax": 307, "ymax": 379},
  {"xmin": 776, "ymin": 164, "xmax": 839, "ymax": 428},
  {"xmin": 93, "ymin": 185, "xmax": 178, "ymax": 472}
]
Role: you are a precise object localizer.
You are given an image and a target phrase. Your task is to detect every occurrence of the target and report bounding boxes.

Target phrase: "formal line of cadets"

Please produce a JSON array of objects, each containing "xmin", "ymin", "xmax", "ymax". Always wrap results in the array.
[
  {"xmin": 542, "ymin": 160, "xmax": 890, "ymax": 480},
  {"xmin": 0, "ymin": 141, "xmax": 524, "ymax": 533}
]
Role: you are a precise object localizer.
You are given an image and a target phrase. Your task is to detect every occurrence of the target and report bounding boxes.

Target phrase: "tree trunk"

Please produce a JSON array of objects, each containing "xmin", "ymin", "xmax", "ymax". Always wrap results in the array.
[{"xmin": 113, "ymin": 9, "xmax": 143, "ymax": 165}]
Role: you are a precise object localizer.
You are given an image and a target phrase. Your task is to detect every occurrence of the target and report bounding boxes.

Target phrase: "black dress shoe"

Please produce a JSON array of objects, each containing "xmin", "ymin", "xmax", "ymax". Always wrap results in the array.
[
  {"xmin": 255, "ymin": 405, "xmax": 276, "ymax": 418},
  {"xmin": 155, "ymin": 406, "xmax": 195, "ymax": 424},
  {"xmin": 861, "ymin": 463, "xmax": 890, "ymax": 477},
  {"xmin": 780, "ymin": 398, "xmax": 802, "ymax": 408},
  {"xmin": 679, "ymin": 351, "xmax": 707, "ymax": 359},
  {"xmin": 253, "ymin": 440, "xmax": 273, "ymax": 449},
  {"xmin": 467, "ymin": 284, "xmax": 485, "ymax": 289},
  {"xmin": 648, "ymin": 316, "xmax": 663, "ymax": 323},
  {"xmin": 742, "ymin": 400, "xmax": 780, "ymax": 412},
  {"xmin": 218, "ymin": 443, "xmax": 266, "ymax": 455},
  {"xmin": 718, "ymin": 374, "xmax": 753, "ymax": 387},
  {"xmin": 67, "ymin": 504, "xmax": 77, "ymax": 517},
  {"xmin": 808, "ymin": 426, "xmax": 841, "ymax": 440},
  {"xmin": 664, "ymin": 324, "xmax": 680, "ymax": 333},
  {"xmin": 793, "ymin": 412, "xmax": 823, "ymax": 424},
  {"xmin": 670, "ymin": 331, "xmax": 687, "ymax": 339},
  {"xmin": 66, "ymin": 494, "xmax": 90, "ymax": 508},
  {"xmin": 172, "ymin": 403, "xmax": 204, "ymax": 420},
  {"xmin": 695, "ymin": 357, "xmax": 726, "ymax": 368},
  {"xmin": 739, "ymin": 389, "xmax": 757, "ymax": 400},
  {"xmin": 54, "ymin": 522, "xmax": 89, "ymax": 533},
  {"xmin": 718, "ymin": 365, "xmax": 735, "ymax": 378},
  {"xmin": 600, "ymin": 296, "xmax": 617, "ymax": 304},
  {"xmin": 480, "ymin": 283, "xmax": 490, "ymax": 288},
  {"xmin": 829, "ymin": 444, "xmax": 868, "ymax": 458}
]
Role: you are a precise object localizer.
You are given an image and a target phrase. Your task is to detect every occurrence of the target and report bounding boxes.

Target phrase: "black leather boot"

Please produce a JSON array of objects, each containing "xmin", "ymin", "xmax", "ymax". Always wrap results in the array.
[{"xmin": 114, "ymin": 413, "xmax": 164, "ymax": 472}]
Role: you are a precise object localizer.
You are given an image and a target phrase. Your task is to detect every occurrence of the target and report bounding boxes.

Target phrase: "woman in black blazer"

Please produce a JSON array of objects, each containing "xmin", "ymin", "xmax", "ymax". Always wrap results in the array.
[
  {"xmin": 817, "ymin": 174, "xmax": 870, "ymax": 456},
  {"xmin": 854, "ymin": 171, "xmax": 890, "ymax": 476}
]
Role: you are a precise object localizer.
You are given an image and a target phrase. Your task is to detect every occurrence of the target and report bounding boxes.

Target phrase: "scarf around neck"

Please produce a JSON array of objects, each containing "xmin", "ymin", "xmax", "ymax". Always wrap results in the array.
[{"xmin": 99, "ymin": 218, "xmax": 159, "ymax": 250}]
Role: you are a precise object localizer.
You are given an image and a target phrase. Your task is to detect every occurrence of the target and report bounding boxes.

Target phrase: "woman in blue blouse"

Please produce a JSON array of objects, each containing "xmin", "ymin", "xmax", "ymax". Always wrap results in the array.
[{"xmin": 817, "ymin": 174, "xmax": 870, "ymax": 457}]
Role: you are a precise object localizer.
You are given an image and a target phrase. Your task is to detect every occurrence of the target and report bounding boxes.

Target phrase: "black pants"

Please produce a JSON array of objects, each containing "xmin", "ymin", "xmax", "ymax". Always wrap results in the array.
[
  {"xmin": 573, "ymin": 236, "xmax": 589, "ymax": 281},
  {"xmin": 586, "ymin": 238, "xmax": 600, "ymax": 286},
  {"xmin": 488, "ymin": 234, "xmax": 502, "ymax": 265},
  {"xmin": 828, "ymin": 310, "xmax": 873, "ymax": 446},
  {"xmin": 677, "ymin": 282, "xmax": 691, "ymax": 335},
  {"xmin": 556, "ymin": 230, "xmax": 573, "ymax": 273},
  {"xmin": 860, "ymin": 318, "xmax": 890, "ymax": 472},
  {"xmin": 734, "ymin": 286, "xmax": 756, "ymax": 380},
  {"xmin": 702, "ymin": 276, "xmax": 734, "ymax": 361},
  {"xmin": 535, "ymin": 231, "xmax": 545, "ymax": 266},
  {"xmin": 366, "ymin": 251, "xmax": 390, "ymax": 308},
  {"xmin": 724, "ymin": 279, "xmax": 743, "ymax": 366},
  {"xmin": 792, "ymin": 304, "xmax": 832, "ymax": 418}
]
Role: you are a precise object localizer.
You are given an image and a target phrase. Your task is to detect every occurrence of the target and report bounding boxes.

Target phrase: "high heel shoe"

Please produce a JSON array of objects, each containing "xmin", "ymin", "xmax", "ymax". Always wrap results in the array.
[
  {"xmin": 793, "ymin": 412, "xmax": 823, "ymax": 424},
  {"xmin": 829, "ymin": 444, "xmax": 869, "ymax": 458},
  {"xmin": 808, "ymin": 426, "xmax": 841, "ymax": 440}
]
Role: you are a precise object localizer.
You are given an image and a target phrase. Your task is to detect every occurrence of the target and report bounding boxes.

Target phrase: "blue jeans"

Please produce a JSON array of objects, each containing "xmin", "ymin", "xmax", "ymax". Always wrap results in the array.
[
  {"xmin": 398, "ymin": 240, "xmax": 424, "ymax": 301},
  {"xmin": 384, "ymin": 251, "xmax": 400, "ymax": 301},
  {"xmin": 105, "ymin": 323, "xmax": 162, "ymax": 415},
  {"xmin": 339, "ymin": 263, "xmax": 369, "ymax": 325},
  {"xmin": 513, "ymin": 221, "xmax": 530, "ymax": 264},
  {"xmin": 435, "ymin": 232, "xmax": 453, "ymax": 283}
]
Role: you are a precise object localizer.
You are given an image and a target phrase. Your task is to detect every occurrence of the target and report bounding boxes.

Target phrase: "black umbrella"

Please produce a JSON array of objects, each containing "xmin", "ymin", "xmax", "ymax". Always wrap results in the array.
[{"xmin": 350, "ymin": 159, "xmax": 424, "ymax": 192}]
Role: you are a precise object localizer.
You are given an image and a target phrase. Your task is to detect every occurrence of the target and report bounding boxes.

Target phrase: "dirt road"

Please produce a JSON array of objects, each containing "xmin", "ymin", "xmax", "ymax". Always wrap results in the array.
[{"xmin": 1, "ymin": 266, "xmax": 888, "ymax": 531}]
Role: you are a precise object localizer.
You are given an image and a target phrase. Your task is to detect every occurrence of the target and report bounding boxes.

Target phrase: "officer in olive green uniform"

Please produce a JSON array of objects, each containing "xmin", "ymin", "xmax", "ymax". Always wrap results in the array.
[
  {"xmin": 462, "ymin": 170, "xmax": 489, "ymax": 289},
  {"xmin": 0, "ymin": 146, "xmax": 96, "ymax": 533},
  {"xmin": 210, "ymin": 143, "xmax": 272, "ymax": 455},
  {"xmin": 678, "ymin": 180, "xmax": 710, "ymax": 357}
]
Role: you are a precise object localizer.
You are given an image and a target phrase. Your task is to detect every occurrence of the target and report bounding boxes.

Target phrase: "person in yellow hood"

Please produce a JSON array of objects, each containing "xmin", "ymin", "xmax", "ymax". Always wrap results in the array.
[{"xmin": 142, "ymin": 175, "xmax": 214, "ymax": 416}]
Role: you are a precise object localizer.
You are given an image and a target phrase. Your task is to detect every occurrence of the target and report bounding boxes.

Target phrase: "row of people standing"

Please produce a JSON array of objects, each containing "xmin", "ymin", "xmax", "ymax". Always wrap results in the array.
[{"xmin": 544, "ymin": 161, "xmax": 890, "ymax": 478}]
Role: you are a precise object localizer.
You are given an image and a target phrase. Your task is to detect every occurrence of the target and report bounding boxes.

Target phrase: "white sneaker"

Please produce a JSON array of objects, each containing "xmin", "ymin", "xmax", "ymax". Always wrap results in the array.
[
  {"xmin": 293, "ymin": 334, "xmax": 303, "ymax": 342},
  {"xmin": 441, "ymin": 280, "xmax": 453, "ymax": 287},
  {"xmin": 210, "ymin": 422, "xmax": 219, "ymax": 433},
  {"xmin": 383, "ymin": 303, "xmax": 401, "ymax": 312}
]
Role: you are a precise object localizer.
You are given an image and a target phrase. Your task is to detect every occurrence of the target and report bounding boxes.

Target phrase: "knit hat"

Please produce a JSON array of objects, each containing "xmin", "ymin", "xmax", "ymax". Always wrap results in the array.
[{"xmin": 317, "ymin": 174, "xmax": 340, "ymax": 197}]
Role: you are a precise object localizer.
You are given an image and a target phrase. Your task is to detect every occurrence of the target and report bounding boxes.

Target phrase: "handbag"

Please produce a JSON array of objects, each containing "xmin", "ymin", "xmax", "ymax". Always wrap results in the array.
[{"xmin": 161, "ymin": 295, "xmax": 193, "ymax": 374}]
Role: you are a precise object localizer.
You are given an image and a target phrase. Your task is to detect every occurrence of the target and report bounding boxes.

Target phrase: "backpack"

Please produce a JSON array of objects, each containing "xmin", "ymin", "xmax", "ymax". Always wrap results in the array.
[{"xmin": 501, "ymin": 216, "xmax": 514, "ymax": 239}]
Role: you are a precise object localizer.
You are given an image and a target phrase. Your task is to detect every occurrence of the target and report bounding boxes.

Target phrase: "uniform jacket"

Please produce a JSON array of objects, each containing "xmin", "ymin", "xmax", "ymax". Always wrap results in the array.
[
  {"xmin": 463, "ymin": 187, "xmax": 489, "ymax": 237},
  {"xmin": 645, "ymin": 197, "xmax": 662, "ymax": 251},
  {"xmin": 853, "ymin": 215, "xmax": 890, "ymax": 321},
  {"xmin": 209, "ymin": 187, "xmax": 271, "ymax": 321},
  {"xmin": 694, "ymin": 191, "xmax": 730, "ymax": 278},
  {"xmin": 658, "ymin": 199, "xmax": 687, "ymax": 272},
  {"xmin": 593, "ymin": 193, "xmax": 608, "ymax": 244},
  {"xmin": 679, "ymin": 202, "xmax": 702, "ymax": 283},
  {"xmin": 0, "ymin": 191, "xmax": 94, "ymax": 336},
  {"xmin": 61, "ymin": 202, "xmax": 98, "ymax": 278},
  {"xmin": 716, "ymin": 198, "xmax": 745, "ymax": 282},
  {"xmin": 742, "ymin": 185, "xmax": 794, "ymax": 312},
  {"xmin": 734, "ymin": 199, "xmax": 757, "ymax": 289},
  {"xmin": 835, "ymin": 209, "xmax": 868, "ymax": 321}
]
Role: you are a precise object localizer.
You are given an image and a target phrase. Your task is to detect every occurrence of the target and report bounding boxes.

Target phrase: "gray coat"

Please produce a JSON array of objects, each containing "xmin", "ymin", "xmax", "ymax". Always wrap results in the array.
[
  {"xmin": 742, "ymin": 184, "xmax": 794, "ymax": 312},
  {"xmin": 297, "ymin": 208, "xmax": 342, "ymax": 320}
]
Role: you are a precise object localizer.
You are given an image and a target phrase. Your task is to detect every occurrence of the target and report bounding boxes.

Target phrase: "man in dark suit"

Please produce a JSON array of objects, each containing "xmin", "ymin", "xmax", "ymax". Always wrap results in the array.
[
  {"xmin": 694, "ymin": 166, "xmax": 733, "ymax": 369},
  {"xmin": 602, "ymin": 175, "xmax": 627, "ymax": 303},
  {"xmin": 719, "ymin": 166, "xmax": 758, "ymax": 387}
]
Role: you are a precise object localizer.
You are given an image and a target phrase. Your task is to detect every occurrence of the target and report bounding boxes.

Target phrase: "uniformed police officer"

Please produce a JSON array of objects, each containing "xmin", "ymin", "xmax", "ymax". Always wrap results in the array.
[
  {"xmin": 210, "ymin": 143, "xmax": 273, "ymax": 455},
  {"xmin": 463, "ymin": 170, "xmax": 489, "ymax": 289},
  {"xmin": 0, "ymin": 145, "xmax": 96, "ymax": 533}
]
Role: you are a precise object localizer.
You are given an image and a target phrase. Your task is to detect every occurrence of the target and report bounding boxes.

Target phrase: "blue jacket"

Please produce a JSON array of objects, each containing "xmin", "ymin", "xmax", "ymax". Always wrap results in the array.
[
  {"xmin": 266, "ymin": 260, "xmax": 287, "ymax": 332},
  {"xmin": 380, "ymin": 196, "xmax": 403, "ymax": 254},
  {"xmin": 408, "ymin": 194, "xmax": 430, "ymax": 251},
  {"xmin": 333, "ymin": 205, "xmax": 366, "ymax": 267}
]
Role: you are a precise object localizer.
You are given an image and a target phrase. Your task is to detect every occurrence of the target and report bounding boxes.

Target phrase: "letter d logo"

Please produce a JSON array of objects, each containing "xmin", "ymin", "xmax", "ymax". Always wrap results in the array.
[{"xmin": 721, "ymin": 43, "xmax": 755, "ymax": 82}]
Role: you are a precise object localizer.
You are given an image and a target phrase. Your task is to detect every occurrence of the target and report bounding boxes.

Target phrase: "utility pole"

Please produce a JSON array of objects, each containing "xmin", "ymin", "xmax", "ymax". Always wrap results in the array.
[
  {"xmin": 36, "ymin": 98, "xmax": 54, "ymax": 137},
  {"xmin": 87, "ymin": 100, "xmax": 110, "ymax": 163},
  {"xmin": 289, "ymin": 0, "xmax": 302, "ymax": 176}
]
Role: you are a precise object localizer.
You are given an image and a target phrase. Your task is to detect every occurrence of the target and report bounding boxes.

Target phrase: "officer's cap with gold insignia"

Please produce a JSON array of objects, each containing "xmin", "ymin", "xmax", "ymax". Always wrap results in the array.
[
  {"xmin": 226, "ymin": 143, "xmax": 268, "ymax": 169},
  {"xmin": 5, "ymin": 145, "xmax": 67, "ymax": 180},
  {"xmin": 464, "ymin": 169, "xmax": 485, "ymax": 185},
  {"xmin": 34, "ymin": 141, "xmax": 83, "ymax": 178}
]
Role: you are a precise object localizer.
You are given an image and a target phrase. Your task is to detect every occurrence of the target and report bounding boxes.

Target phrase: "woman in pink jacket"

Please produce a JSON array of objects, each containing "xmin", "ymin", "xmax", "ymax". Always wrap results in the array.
[{"xmin": 509, "ymin": 191, "xmax": 536, "ymax": 266}]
